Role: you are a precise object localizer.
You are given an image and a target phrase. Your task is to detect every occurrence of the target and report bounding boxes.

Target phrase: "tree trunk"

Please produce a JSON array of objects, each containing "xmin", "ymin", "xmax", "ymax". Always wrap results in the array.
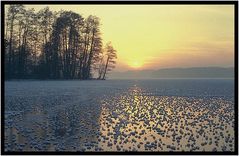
[
  {"xmin": 102, "ymin": 56, "xmax": 109, "ymax": 80},
  {"xmin": 86, "ymin": 31, "xmax": 95, "ymax": 79},
  {"xmin": 8, "ymin": 15, "xmax": 15, "ymax": 78}
]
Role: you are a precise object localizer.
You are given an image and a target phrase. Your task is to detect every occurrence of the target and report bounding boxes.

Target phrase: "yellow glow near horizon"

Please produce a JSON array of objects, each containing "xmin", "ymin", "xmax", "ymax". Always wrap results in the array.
[
  {"xmin": 129, "ymin": 60, "xmax": 144, "ymax": 69},
  {"xmin": 21, "ymin": 5, "xmax": 234, "ymax": 72}
]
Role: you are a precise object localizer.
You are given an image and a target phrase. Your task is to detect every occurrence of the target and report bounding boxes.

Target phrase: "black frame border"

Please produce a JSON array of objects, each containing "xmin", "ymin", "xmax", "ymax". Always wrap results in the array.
[{"xmin": 1, "ymin": 1, "xmax": 238, "ymax": 155}]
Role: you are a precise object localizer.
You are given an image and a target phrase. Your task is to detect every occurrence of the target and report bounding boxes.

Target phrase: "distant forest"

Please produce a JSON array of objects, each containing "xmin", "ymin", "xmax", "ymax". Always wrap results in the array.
[{"xmin": 4, "ymin": 5, "xmax": 117, "ymax": 80}]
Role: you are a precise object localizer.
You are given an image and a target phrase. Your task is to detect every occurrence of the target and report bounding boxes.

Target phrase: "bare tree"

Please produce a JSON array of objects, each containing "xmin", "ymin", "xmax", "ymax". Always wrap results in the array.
[
  {"xmin": 5, "ymin": 5, "xmax": 24, "ymax": 78},
  {"xmin": 102, "ymin": 42, "xmax": 117, "ymax": 80},
  {"xmin": 4, "ymin": 5, "xmax": 117, "ymax": 80}
]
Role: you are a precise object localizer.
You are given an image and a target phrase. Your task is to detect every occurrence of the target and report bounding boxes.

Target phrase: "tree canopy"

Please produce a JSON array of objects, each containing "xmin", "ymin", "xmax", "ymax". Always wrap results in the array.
[{"xmin": 4, "ymin": 5, "xmax": 117, "ymax": 80}]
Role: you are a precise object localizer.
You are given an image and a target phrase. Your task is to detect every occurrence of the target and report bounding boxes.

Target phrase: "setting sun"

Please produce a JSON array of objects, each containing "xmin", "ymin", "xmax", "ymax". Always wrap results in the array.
[{"xmin": 129, "ymin": 60, "xmax": 144, "ymax": 69}]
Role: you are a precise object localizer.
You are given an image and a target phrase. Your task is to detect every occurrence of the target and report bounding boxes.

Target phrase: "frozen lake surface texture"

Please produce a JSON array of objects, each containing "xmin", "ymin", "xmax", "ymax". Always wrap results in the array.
[{"xmin": 5, "ymin": 79, "xmax": 235, "ymax": 152}]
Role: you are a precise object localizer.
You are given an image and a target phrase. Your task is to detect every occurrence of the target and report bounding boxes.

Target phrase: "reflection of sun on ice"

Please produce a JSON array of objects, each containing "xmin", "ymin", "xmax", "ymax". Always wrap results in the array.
[{"xmin": 129, "ymin": 60, "xmax": 143, "ymax": 69}]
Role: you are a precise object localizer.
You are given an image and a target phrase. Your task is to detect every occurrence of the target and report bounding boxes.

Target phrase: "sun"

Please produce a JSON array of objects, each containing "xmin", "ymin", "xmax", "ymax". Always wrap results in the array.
[{"xmin": 129, "ymin": 60, "xmax": 143, "ymax": 69}]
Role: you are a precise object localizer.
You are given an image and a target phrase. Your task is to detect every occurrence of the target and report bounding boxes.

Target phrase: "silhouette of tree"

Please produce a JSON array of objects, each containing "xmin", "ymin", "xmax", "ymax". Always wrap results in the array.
[
  {"xmin": 5, "ymin": 5, "xmax": 24, "ymax": 78},
  {"xmin": 4, "ymin": 5, "xmax": 117, "ymax": 80},
  {"xmin": 102, "ymin": 42, "xmax": 117, "ymax": 80}
]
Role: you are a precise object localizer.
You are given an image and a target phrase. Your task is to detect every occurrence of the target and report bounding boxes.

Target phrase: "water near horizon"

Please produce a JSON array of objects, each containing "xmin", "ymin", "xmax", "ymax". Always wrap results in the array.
[{"xmin": 4, "ymin": 79, "xmax": 235, "ymax": 152}]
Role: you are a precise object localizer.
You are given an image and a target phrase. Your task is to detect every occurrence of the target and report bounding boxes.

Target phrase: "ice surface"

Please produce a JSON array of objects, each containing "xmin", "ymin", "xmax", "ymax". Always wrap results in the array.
[{"xmin": 4, "ymin": 79, "xmax": 235, "ymax": 151}]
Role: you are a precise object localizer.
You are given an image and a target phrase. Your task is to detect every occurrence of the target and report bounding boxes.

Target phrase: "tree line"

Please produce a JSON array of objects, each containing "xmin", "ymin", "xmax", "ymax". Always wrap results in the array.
[{"xmin": 4, "ymin": 5, "xmax": 117, "ymax": 80}]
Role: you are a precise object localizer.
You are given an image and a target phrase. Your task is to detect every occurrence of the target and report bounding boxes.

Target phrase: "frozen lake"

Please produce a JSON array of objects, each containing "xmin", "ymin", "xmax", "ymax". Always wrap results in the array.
[{"xmin": 4, "ymin": 79, "xmax": 235, "ymax": 152}]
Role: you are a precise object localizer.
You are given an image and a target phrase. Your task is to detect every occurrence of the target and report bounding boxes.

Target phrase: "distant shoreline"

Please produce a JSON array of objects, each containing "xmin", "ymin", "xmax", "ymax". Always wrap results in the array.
[
  {"xmin": 109, "ymin": 67, "xmax": 234, "ymax": 79},
  {"xmin": 4, "ymin": 67, "xmax": 234, "ymax": 81},
  {"xmin": 4, "ymin": 78, "xmax": 234, "ymax": 82}
]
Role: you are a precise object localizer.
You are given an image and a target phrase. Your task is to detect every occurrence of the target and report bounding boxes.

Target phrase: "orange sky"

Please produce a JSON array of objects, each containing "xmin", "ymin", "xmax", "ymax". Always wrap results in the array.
[{"xmin": 23, "ymin": 5, "xmax": 234, "ymax": 71}]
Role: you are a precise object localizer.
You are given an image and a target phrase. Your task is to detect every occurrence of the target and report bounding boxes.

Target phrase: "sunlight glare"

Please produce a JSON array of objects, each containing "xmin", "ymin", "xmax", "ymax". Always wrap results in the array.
[{"xmin": 129, "ymin": 60, "xmax": 143, "ymax": 69}]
